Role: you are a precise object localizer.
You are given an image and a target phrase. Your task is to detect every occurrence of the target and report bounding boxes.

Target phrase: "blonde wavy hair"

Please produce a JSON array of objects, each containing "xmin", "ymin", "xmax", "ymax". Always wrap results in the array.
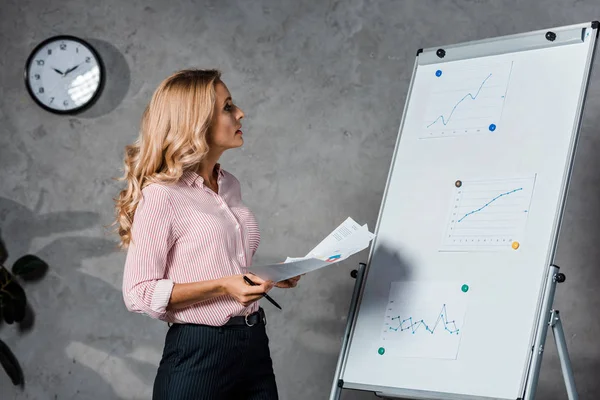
[{"xmin": 113, "ymin": 69, "xmax": 222, "ymax": 248}]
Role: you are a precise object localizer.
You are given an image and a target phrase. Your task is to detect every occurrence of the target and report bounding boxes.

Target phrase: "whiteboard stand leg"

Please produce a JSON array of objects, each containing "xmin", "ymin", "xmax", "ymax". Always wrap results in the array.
[
  {"xmin": 523, "ymin": 265, "xmax": 578, "ymax": 400},
  {"xmin": 329, "ymin": 262, "xmax": 367, "ymax": 400},
  {"xmin": 550, "ymin": 310, "xmax": 578, "ymax": 399}
]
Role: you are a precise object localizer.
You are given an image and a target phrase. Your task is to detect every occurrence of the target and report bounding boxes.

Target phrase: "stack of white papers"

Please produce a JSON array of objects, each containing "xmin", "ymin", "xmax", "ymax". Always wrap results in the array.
[{"xmin": 249, "ymin": 217, "xmax": 375, "ymax": 282}]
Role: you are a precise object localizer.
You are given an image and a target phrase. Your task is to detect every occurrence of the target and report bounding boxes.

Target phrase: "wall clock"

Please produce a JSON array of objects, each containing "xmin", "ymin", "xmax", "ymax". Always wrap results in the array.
[{"xmin": 24, "ymin": 35, "xmax": 105, "ymax": 114}]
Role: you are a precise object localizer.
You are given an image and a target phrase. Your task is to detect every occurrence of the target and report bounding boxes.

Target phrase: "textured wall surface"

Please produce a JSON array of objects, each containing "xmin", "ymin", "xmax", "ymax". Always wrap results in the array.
[{"xmin": 1, "ymin": 1, "xmax": 600, "ymax": 399}]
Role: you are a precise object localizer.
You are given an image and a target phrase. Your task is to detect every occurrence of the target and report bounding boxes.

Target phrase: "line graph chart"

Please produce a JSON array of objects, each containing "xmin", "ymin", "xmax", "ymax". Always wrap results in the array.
[
  {"xmin": 457, "ymin": 188, "xmax": 523, "ymax": 222},
  {"xmin": 421, "ymin": 62, "xmax": 513, "ymax": 139},
  {"xmin": 441, "ymin": 176, "xmax": 536, "ymax": 252},
  {"xmin": 388, "ymin": 304, "xmax": 460, "ymax": 335},
  {"xmin": 381, "ymin": 282, "xmax": 468, "ymax": 359},
  {"xmin": 427, "ymin": 73, "xmax": 492, "ymax": 129}
]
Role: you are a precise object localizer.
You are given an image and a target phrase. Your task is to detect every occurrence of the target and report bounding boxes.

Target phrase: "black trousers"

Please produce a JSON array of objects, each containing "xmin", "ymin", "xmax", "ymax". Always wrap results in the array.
[{"xmin": 152, "ymin": 317, "xmax": 278, "ymax": 400}]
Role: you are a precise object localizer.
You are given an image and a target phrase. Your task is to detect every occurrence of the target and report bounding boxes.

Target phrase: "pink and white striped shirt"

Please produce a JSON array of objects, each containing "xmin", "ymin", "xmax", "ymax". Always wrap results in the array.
[{"xmin": 122, "ymin": 165, "xmax": 261, "ymax": 326}]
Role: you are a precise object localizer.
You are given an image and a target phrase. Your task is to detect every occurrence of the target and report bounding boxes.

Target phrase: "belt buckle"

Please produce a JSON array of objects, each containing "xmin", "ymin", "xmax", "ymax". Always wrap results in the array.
[
  {"xmin": 244, "ymin": 313, "xmax": 256, "ymax": 327},
  {"xmin": 261, "ymin": 309, "xmax": 267, "ymax": 326}
]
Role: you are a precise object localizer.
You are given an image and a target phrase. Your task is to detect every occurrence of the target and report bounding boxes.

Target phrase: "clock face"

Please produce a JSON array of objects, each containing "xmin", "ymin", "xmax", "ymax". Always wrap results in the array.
[{"xmin": 24, "ymin": 36, "xmax": 104, "ymax": 114}]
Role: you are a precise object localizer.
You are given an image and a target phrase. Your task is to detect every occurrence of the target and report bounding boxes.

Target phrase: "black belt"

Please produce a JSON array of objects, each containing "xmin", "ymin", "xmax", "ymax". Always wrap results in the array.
[{"xmin": 224, "ymin": 307, "xmax": 266, "ymax": 327}]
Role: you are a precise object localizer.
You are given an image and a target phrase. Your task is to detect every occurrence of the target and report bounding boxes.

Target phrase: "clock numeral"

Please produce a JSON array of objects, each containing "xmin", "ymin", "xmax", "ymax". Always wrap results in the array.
[
  {"xmin": 36, "ymin": 59, "xmax": 44, "ymax": 66},
  {"xmin": 85, "ymin": 57, "xmax": 91, "ymax": 63},
  {"xmin": 50, "ymin": 97, "xmax": 54, "ymax": 104},
  {"xmin": 38, "ymin": 87, "xmax": 44, "ymax": 94},
  {"xmin": 60, "ymin": 43, "xmax": 67, "ymax": 50},
  {"xmin": 47, "ymin": 49, "xmax": 52, "ymax": 55},
  {"xmin": 76, "ymin": 47, "xmax": 79, "ymax": 53},
  {"xmin": 63, "ymin": 100, "xmax": 69, "ymax": 106},
  {"xmin": 34, "ymin": 74, "xmax": 40, "ymax": 80}
]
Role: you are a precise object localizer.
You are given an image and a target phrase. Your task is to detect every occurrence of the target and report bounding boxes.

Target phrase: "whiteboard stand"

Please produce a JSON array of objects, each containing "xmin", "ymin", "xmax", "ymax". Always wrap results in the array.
[
  {"xmin": 328, "ymin": 21, "xmax": 598, "ymax": 400},
  {"xmin": 329, "ymin": 264, "xmax": 578, "ymax": 400},
  {"xmin": 329, "ymin": 262, "xmax": 366, "ymax": 400},
  {"xmin": 523, "ymin": 264, "xmax": 578, "ymax": 400},
  {"xmin": 549, "ymin": 309, "xmax": 578, "ymax": 399}
]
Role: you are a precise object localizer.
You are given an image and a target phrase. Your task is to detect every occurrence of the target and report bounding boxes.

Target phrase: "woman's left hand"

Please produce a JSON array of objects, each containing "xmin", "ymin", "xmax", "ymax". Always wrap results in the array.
[{"xmin": 275, "ymin": 275, "xmax": 302, "ymax": 288}]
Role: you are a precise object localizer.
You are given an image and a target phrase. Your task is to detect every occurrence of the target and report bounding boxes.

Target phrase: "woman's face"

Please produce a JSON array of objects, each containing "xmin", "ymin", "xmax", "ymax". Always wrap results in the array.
[{"xmin": 207, "ymin": 80, "xmax": 245, "ymax": 151}]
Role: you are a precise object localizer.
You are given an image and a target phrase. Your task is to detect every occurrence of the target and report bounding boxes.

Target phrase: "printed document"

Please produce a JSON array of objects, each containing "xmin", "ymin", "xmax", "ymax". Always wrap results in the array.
[{"xmin": 250, "ymin": 217, "xmax": 375, "ymax": 282}]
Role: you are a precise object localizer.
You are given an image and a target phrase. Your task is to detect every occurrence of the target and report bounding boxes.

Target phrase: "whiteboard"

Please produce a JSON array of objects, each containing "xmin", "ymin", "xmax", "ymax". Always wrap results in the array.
[{"xmin": 339, "ymin": 22, "xmax": 598, "ymax": 400}]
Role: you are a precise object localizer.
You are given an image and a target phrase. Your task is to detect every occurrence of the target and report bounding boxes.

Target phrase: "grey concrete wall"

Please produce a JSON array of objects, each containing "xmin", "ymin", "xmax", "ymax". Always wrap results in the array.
[{"xmin": 1, "ymin": 1, "xmax": 599, "ymax": 399}]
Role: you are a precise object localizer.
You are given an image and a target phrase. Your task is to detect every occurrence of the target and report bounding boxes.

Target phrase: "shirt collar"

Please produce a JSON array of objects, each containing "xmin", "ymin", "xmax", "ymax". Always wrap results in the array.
[{"xmin": 181, "ymin": 163, "xmax": 224, "ymax": 187}]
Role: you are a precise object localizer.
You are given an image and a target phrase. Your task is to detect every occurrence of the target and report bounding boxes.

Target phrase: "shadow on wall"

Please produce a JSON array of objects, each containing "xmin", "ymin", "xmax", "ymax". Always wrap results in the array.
[
  {"xmin": 0, "ymin": 195, "xmax": 161, "ymax": 399},
  {"xmin": 296, "ymin": 244, "xmax": 413, "ymax": 393},
  {"xmin": 77, "ymin": 38, "xmax": 131, "ymax": 119},
  {"xmin": 301, "ymin": 243, "xmax": 413, "ymax": 332}
]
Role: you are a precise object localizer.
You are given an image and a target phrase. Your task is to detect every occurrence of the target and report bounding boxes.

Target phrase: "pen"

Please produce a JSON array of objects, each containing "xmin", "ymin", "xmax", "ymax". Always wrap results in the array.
[{"xmin": 243, "ymin": 276, "xmax": 282, "ymax": 310}]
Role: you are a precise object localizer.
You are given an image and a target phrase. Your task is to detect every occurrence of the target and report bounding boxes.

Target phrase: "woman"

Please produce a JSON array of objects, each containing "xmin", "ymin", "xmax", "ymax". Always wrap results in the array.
[{"xmin": 114, "ymin": 69, "xmax": 300, "ymax": 400}]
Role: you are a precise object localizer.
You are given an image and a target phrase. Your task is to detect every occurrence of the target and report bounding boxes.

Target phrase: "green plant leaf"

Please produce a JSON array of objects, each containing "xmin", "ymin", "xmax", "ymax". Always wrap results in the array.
[
  {"xmin": 0, "ymin": 236, "xmax": 7, "ymax": 264},
  {"xmin": 1, "ymin": 302, "xmax": 15, "ymax": 324},
  {"xmin": 0, "ymin": 265, "xmax": 9, "ymax": 286},
  {"xmin": 0, "ymin": 339, "xmax": 24, "ymax": 386},
  {"xmin": 0, "ymin": 266, "xmax": 26, "ymax": 324},
  {"xmin": 12, "ymin": 255, "xmax": 48, "ymax": 280}
]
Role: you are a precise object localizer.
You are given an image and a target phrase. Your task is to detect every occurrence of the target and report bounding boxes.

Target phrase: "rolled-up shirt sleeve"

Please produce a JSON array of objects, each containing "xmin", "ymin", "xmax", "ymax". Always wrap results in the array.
[{"xmin": 122, "ymin": 185, "xmax": 176, "ymax": 320}]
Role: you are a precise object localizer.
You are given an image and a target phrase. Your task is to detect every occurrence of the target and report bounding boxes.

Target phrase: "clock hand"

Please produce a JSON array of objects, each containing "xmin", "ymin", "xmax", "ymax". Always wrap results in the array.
[
  {"xmin": 52, "ymin": 67, "xmax": 65, "ymax": 76},
  {"xmin": 64, "ymin": 62, "xmax": 83, "ymax": 76}
]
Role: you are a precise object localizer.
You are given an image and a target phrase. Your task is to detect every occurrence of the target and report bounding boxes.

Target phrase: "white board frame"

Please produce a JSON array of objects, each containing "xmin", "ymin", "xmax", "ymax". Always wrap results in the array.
[{"xmin": 330, "ymin": 21, "xmax": 599, "ymax": 400}]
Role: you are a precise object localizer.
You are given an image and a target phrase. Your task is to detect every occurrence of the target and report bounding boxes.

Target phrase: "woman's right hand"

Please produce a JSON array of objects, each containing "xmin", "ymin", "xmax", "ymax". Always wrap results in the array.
[{"xmin": 221, "ymin": 274, "xmax": 274, "ymax": 307}]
